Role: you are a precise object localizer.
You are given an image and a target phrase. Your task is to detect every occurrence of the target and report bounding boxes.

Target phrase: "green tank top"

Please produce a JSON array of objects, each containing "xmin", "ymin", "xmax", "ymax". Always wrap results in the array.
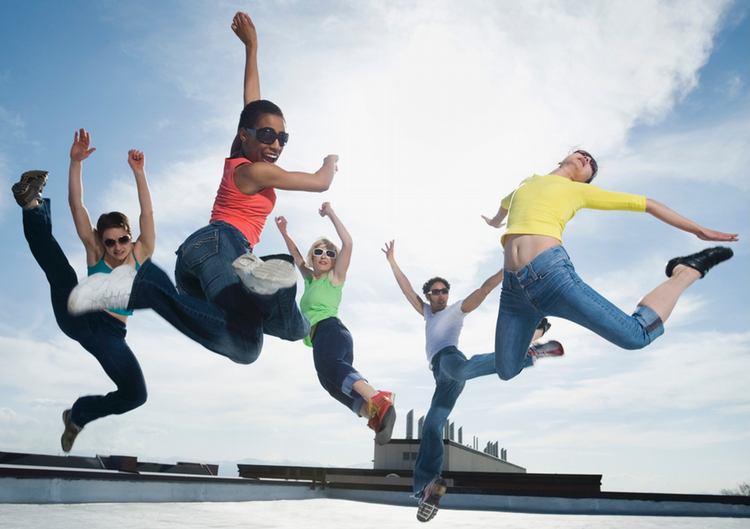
[{"xmin": 299, "ymin": 274, "xmax": 344, "ymax": 347}]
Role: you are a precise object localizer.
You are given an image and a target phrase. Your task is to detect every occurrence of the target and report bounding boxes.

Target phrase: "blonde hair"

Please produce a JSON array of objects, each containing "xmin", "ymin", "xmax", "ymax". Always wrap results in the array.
[{"xmin": 305, "ymin": 237, "xmax": 340, "ymax": 268}]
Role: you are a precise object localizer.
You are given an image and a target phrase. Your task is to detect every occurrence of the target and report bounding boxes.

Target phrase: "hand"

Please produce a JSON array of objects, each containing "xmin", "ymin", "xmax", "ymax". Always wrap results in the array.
[
  {"xmin": 324, "ymin": 155, "xmax": 339, "ymax": 172},
  {"xmin": 127, "ymin": 150, "xmax": 145, "ymax": 172},
  {"xmin": 70, "ymin": 128, "xmax": 96, "ymax": 162},
  {"xmin": 232, "ymin": 12, "xmax": 257, "ymax": 48},
  {"xmin": 319, "ymin": 202, "xmax": 333, "ymax": 217},
  {"xmin": 482, "ymin": 214, "xmax": 505, "ymax": 229},
  {"xmin": 696, "ymin": 227, "xmax": 739, "ymax": 242},
  {"xmin": 382, "ymin": 240, "xmax": 395, "ymax": 262},
  {"xmin": 274, "ymin": 216, "xmax": 288, "ymax": 233}
]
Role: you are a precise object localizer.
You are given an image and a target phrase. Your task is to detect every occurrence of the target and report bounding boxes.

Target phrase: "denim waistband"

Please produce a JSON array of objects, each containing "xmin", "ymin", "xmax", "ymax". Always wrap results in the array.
[{"xmin": 506, "ymin": 245, "xmax": 570, "ymax": 284}]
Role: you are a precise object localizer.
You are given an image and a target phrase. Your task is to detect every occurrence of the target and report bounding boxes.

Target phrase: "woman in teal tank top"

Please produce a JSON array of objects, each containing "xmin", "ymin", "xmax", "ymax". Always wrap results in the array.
[
  {"xmin": 11, "ymin": 129, "xmax": 155, "ymax": 453},
  {"xmin": 275, "ymin": 202, "xmax": 396, "ymax": 445}
]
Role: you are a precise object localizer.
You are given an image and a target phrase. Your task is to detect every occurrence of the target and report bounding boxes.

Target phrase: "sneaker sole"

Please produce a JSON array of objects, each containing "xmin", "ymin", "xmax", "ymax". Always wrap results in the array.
[
  {"xmin": 234, "ymin": 258, "xmax": 297, "ymax": 295},
  {"xmin": 12, "ymin": 170, "xmax": 48, "ymax": 208},
  {"xmin": 417, "ymin": 479, "xmax": 447, "ymax": 523},
  {"xmin": 375, "ymin": 405, "xmax": 396, "ymax": 445}
]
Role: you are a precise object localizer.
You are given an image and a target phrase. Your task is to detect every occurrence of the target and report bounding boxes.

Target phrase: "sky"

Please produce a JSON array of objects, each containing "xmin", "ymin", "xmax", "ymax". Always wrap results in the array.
[{"xmin": 0, "ymin": 0, "xmax": 748, "ymax": 497}]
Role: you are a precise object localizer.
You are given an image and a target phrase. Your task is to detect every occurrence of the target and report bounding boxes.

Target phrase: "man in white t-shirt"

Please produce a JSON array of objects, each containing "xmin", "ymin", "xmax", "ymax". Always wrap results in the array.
[{"xmin": 382, "ymin": 240, "xmax": 563, "ymax": 523}]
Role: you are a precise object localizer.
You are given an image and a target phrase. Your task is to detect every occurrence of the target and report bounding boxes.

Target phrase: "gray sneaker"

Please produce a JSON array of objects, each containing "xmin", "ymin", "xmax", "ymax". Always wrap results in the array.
[
  {"xmin": 232, "ymin": 253, "xmax": 297, "ymax": 295},
  {"xmin": 12, "ymin": 170, "xmax": 48, "ymax": 209},
  {"xmin": 68, "ymin": 265, "xmax": 137, "ymax": 315},
  {"xmin": 61, "ymin": 409, "xmax": 82, "ymax": 453},
  {"xmin": 417, "ymin": 476, "xmax": 447, "ymax": 522}
]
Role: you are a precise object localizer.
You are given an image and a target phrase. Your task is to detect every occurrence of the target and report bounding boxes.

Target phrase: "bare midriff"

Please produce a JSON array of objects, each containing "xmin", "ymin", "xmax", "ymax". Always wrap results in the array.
[{"xmin": 503, "ymin": 234, "xmax": 561, "ymax": 271}]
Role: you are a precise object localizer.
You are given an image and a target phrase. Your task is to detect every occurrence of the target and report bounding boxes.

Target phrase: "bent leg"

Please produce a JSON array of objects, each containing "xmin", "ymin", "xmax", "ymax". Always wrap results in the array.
[
  {"xmin": 494, "ymin": 277, "xmax": 542, "ymax": 380},
  {"xmin": 131, "ymin": 258, "xmax": 264, "ymax": 364},
  {"xmin": 413, "ymin": 360, "xmax": 465, "ymax": 494},
  {"xmin": 543, "ymin": 266, "xmax": 664, "ymax": 350},
  {"xmin": 71, "ymin": 314, "xmax": 147, "ymax": 427},
  {"xmin": 311, "ymin": 318, "xmax": 365, "ymax": 414},
  {"xmin": 438, "ymin": 347, "xmax": 496, "ymax": 381}
]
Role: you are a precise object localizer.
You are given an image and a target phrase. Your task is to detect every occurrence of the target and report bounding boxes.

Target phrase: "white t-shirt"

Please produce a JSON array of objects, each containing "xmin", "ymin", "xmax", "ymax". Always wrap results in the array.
[{"xmin": 423, "ymin": 300, "xmax": 467, "ymax": 369}]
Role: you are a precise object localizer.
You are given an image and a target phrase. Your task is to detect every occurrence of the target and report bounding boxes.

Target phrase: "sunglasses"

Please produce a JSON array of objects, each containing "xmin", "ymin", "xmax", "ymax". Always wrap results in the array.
[
  {"xmin": 246, "ymin": 127, "xmax": 289, "ymax": 147},
  {"xmin": 104, "ymin": 235, "xmax": 131, "ymax": 248},
  {"xmin": 313, "ymin": 248, "xmax": 337, "ymax": 259},
  {"xmin": 574, "ymin": 150, "xmax": 598, "ymax": 179},
  {"xmin": 427, "ymin": 288, "xmax": 449, "ymax": 296}
]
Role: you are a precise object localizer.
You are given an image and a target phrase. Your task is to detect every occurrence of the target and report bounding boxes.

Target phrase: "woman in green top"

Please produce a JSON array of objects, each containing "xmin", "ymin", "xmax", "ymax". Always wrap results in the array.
[{"xmin": 275, "ymin": 202, "xmax": 395, "ymax": 445}]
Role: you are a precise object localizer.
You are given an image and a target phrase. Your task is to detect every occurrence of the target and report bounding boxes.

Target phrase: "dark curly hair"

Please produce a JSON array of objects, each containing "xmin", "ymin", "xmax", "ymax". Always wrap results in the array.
[{"xmin": 422, "ymin": 276, "xmax": 450, "ymax": 295}]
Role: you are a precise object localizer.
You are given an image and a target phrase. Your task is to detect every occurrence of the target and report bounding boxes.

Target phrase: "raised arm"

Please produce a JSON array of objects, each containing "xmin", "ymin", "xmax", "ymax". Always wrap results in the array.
[
  {"xmin": 232, "ymin": 12, "xmax": 260, "ymax": 105},
  {"xmin": 128, "ymin": 150, "xmax": 156, "ymax": 263},
  {"xmin": 319, "ymin": 202, "xmax": 351, "ymax": 285},
  {"xmin": 275, "ymin": 216, "xmax": 313, "ymax": 278},
  {"xmin": 382, "ymin": 240, "xmax": 424, "ymax": 316},
  {"xmin": 645, "ymin": 199, "xmax": 738, "ymax": 242},
  {"xmin": 234, "ymin": 154, "xmax": 339, "ymax": 194},
  {"xmin": 68, "ymin": 128, "xmax": 101, "ymax": 266},
  {"xmin": 461, "ymin": 269, "xmax": 503, "ymax": 313}
]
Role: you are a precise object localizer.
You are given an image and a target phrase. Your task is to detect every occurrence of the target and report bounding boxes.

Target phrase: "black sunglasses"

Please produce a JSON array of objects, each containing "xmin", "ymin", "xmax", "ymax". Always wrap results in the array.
[
  {"xmin": 313, "ymin": 248, "xmax": 336, "ymax": 259},
  {"xmin": 104, "ymin": 235, "xmax": 131, "ymax": 248},
  {"xmin": 574, "ymin": 150, "xmax": 598, "ymax": 180},
  {"xmin": 246, "ymin": 127, "xmax": 289, "ymax": 147},
  {"xmin": 427, "ymin": 288, "xmax": 449, "ymax": 296}
]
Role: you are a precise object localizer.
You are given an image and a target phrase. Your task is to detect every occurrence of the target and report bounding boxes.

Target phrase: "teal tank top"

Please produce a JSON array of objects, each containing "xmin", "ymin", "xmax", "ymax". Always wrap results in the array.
[{"xmin": 87, "ymin": 257, "xmax": 141, "ymax": 317}]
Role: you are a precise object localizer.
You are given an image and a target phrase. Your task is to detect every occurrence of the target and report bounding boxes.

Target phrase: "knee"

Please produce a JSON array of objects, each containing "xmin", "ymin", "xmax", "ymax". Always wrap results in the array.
[
  {"xmin": 123, "ymin": 385, "xmax": 148, "ymax": 410},
  {"xmin": 230, "ymin": 352, "xmax": 259, "ymax": 365},
  {"xmin": 495, "ymin": 359, "xmax": 520, "ymax": 381}
]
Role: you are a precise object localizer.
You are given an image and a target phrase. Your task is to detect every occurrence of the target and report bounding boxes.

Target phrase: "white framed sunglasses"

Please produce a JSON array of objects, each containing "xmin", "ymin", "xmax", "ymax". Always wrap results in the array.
[{"xmin": 313, "ymin": 248, "xmax": 336, "ymax": 259}]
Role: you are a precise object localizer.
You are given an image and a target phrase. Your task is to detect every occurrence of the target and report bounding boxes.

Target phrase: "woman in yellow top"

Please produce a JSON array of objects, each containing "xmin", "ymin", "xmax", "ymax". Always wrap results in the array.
[
  {"xmin": 483, "ymin": 150, "xmax": 738, "ymax": 380},
  {"xmin": 275, "ymin": 202, "xmax": 396, "ymax": 445}
]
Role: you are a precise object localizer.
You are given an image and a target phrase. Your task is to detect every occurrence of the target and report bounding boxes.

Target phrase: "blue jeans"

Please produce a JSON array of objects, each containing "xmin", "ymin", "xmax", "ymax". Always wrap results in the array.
[
  {"xmin": 412, "ymin": 346, "xmax": 532, "ymax": 494},
  {"xmin": 311, "ymin": 317, "xmax": 365, "ymax": 415},
  {"xmin": 23, "ymin": 199, "xmax": 147, "ymax": 427},
  {"xmin": 128, "ymin": 222, "xmax": 309, "ymax": 364},
  {"xmin": 495, "ymin": 245, "xmax": 664, "ymax": 380}
]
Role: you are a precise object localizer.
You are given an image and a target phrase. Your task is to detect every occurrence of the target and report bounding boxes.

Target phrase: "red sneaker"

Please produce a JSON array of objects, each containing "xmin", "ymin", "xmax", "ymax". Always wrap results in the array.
[{"xmin": 367, "ymin": 391, "xmax": 396, "ymax": 445}]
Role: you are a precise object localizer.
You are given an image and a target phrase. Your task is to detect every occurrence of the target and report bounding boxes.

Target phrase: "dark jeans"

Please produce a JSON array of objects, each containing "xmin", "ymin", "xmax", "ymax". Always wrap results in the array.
[
  {"xmin": 23, "ymin": 199, "xmax": 147, "ymax": 427},
  {"xmin": 128, "ymin": 221, "xmax": 309, "ymax": 364},
  {"xmin": 311, "ymin": 317, "xmax": 365, "ymax": 414}
]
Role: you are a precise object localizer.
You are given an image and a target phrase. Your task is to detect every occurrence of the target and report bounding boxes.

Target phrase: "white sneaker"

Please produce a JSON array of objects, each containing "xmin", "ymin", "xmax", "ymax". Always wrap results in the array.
[
  {"xmin": 232, "ymin": 253, "xmax": 297, "ymax": 296},
  {"xmin": 529, "ymin": 340, "xmax": 564, "ymax": 359},
  {"xmin": 68, "ymin": 265, "xmax": 136, "ymax": 315}
]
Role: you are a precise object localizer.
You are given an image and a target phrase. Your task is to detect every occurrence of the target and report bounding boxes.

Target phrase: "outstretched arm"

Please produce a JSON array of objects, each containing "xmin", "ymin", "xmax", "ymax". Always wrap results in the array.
[
  {"xmin": 382, "ymin": 240, "xmax": 424, "ymax": 316},
  {"xmin": 234, "ymin": 154, "xmax": 339, "ymax": 194},
  {"xmin": 461, "ymin": 269, "xmax": 503, "ymax": 313},
  {"xmin": 275, "ymin": 216, "xmax": 312, "ymax": 278},
  {"xmin": 68, "ymin": 128, "xmax": 101, "ymax": 266},
  {"xmin": 232, "ymin": 11, "xmax": 260, "ymax": 105},
  {"xmin": 320, "ymin": 202, "xmax": 351, "ymax": 285},
  {"xmin": 646, "ymin": 199, "xmax": 738, "ymax": 242},
  {"xmin": 129, "ymin": 150, "xmax": 156, "ymax": 263}
]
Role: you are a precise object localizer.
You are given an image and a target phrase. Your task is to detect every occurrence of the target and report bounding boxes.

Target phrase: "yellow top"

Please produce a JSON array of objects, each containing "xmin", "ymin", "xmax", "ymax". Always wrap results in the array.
[{"xmin": 500, "ymin": 174, "xmax": 647, "ymax": 246}]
